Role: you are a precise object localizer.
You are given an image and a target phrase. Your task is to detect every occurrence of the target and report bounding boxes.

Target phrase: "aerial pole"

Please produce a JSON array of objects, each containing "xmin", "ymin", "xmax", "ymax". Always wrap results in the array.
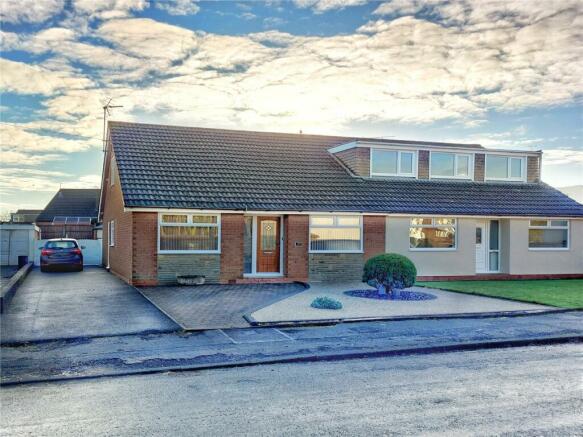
[{"xmin": 102, "ymin": 99, "xmax": 123, "ymax": 152}]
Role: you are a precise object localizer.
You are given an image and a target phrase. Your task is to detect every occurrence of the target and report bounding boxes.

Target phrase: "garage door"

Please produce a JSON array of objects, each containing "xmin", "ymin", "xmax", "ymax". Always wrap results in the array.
[{"xmin": 1, "ymin": 230, "xmax": 30, "ymax": 265}]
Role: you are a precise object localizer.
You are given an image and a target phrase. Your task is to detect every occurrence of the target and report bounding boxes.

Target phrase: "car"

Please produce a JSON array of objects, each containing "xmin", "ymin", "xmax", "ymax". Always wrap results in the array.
[{"xmin": 40, "ymin": 238, "xmax": 84, "ymax": 272}]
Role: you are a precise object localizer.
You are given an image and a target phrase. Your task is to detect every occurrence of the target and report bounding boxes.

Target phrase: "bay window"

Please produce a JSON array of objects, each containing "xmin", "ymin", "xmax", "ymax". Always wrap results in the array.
[
  {"xmin": 371, "ymin": 149, "xmax": 416, "ymax": 177},
  {"xmin": 410, "ymin": 217, "xmax": 457, "ymax": 250},
  {"xmin": 485, "ymin": 155, "xmax": 525, "ymax": 181},
  {"xmin": 309, "ymin": 215, "xmax": 362, "ymax": 252},
  {"xmin": 430, "ymin": 152, "xmax": 471, "ymax": 179},
  {"xmin": 159, "ymin": 213, "xmax": 220, "ymax": 253},
  {"xmin": 528, "ymin": 219, "xmax": 569, "ymax": 249}
]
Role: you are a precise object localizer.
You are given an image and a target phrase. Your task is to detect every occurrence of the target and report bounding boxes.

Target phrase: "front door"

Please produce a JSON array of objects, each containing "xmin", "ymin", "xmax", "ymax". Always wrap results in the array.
[
  {"xmin": 256, "ymin": 216, "xmax": 280, "ymax": 273},
  {"xmin": 475, "ymin": 221, "xmax": 487, "ymax": 273}
]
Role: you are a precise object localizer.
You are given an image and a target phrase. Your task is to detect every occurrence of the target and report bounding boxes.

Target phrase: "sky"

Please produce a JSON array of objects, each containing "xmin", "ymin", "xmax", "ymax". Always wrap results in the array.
[{"xmin": 1, "ymin": 0, "xmax": 582, "ymax": 215}]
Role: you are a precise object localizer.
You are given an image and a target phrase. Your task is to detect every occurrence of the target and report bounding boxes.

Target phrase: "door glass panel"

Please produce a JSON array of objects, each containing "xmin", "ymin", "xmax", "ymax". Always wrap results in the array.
[
  {"xmin": 243, "ymin": 217, "xmax": 253, "ymax": 274},
  {"xmin": 475, "ymin": 228, "xmax": 482, "ymax": 244},
  {"xmin": 489, "ymin": 220, "xmax": 499, "ymax": 250},
  {"xmin": 489, "ymin": 252, "xmax": 499, "ymax": 271},
  {"xmin": 261, "ymin": 220, "xmax": 277, "ymax": 251}
]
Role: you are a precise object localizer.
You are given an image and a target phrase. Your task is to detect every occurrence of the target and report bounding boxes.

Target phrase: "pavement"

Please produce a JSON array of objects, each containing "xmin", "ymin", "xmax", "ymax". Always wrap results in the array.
[
  {"xmin": 2, "ymin": 311, "xmax": 581, "ymax": 385},
  {"xmin": 0, "ymin": 267, "xmax": 178, "ymax": 344},
  {"xmin": 138, "ymin": 282, "xmax": 306, "ymax": 330},
  {"xmin": 250, "ymin": 282, "xmax": 554, "ymax": 324},
  {"xmin": 2, "ymin": 343, "xmax": 581, "ymax": 436}
]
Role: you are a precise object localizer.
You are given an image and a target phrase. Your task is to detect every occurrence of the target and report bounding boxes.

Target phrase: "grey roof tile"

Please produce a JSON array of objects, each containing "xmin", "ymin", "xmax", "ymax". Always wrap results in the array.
[{"xmin": 109, "ymin": 122, "xmax": 583, "ymax": 217}]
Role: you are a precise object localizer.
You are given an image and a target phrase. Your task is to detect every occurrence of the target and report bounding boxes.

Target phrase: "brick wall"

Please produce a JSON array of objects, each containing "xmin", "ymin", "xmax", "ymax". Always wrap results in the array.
[
  {"xmin": 335, "ymin": 147, "xmax": 370, "ymax": 177},
  {"xmin": 101, "ymin": 150, "xmax": 133, "ymax": 283},
  {"xmin": 418, "ymin": 150, "xmax": 430, "ymax": 179},
  {"xmin": 527, "ymin": 155, "xmax": 540, "ymax": 182},
  {"xmin": 474, "ymin": 153, "xmax": 485, "ymax": 182},
  {"xmin": 220, "ymin": 214, "xmax": 245, "ymax": 283},
  {"xmin": 158, "ymin": 254, "xmax": 220, "ymax": 285},
  {"xmin": 132, "ymin": 212, "xmax": 158, "ymax": 286},
  {"xmin": 363, "ymin": 215, "xmax": 385, "ymax": 261},
  {"xmin": 309, "ymin": 253, "xmax": 364, "ymax": 282},
  {"xmin": 285, "ymin": 215, "xmax": 309, "ymax": 281}
]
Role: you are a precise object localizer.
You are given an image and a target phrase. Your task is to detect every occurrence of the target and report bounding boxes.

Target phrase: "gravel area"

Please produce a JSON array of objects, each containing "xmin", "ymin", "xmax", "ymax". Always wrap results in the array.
[{"xmin": 251, "ymin": 281, "xmax": 553, "ymax": 323}]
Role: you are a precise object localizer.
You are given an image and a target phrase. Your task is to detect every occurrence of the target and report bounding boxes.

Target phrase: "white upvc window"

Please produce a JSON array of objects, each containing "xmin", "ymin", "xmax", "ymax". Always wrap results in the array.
[
  {"xmin": 309, "ymin": 215, "xmax": 363, "ymax": 253},
  {"xmin": 430, "ymin": 152, "xmax": 472, "ymax": 179},
  {"xmin": 409, "ymin": 217, "xmax": 457, "ymax": 251},
  {"xmin": 110, "ymin": 157, "xmax": 116, "ymax": 186},
  {"xmin": 158, "ymin": 213, "xmax": 221, "ymax": 254},
  {"xmin": 109, "ymin": 220, "xmax": 115, "ymax": 247},
  {"xmin": 528, "ymin": 219, "xmax": 569, "ymax": 250},
  {"xmin": 485, "ymin": 155, "xmax": 526, "ymax": 181},
  {"xmin": 370, "ymin": 149, "xmax": 417, "ymax": 177}
]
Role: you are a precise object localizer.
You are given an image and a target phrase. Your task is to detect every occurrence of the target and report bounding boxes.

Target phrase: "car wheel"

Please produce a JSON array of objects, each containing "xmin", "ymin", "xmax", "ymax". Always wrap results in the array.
[{"xmin": 77, "ymin": 265, "xmax": 84, "ymax": 272}]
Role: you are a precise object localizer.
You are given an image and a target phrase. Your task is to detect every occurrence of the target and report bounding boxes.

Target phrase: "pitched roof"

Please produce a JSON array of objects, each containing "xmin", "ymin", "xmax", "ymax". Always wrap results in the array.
[
  {"xmin": 109, "ymin": 121, "xmax": 583, "ymax": 217},
  {"xmin": 37, "ymin": 189, "xmax": 101, "ymax": 222}
]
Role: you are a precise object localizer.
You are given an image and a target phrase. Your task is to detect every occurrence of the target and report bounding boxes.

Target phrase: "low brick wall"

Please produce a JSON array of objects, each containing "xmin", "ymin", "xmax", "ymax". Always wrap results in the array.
[
  {"xmin": 309, "ymin": 253, "xmax": 364, "ymax": 282},
  {"xmin": 158, "ymin": 254, "xmax": 220, "ymax": 285}
]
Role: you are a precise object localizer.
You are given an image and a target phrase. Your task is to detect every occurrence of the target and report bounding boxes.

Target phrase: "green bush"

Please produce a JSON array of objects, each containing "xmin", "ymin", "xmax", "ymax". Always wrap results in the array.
[
  {"xmin": 363, "ymin": 253, "xmax": 417, "ymax": 293},
  {"xmin": 310, "ymin": 296, "xmax": 343, "ymax": 310}
]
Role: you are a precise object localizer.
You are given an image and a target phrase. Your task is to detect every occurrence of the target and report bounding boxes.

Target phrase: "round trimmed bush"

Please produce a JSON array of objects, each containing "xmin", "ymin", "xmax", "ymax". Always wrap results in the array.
[
  {"xmin": 363, "ymin": 253, "xmax": 417, "ymax": 294},
  {"xmin": 310, "ymin": 296, "xmax": 343, "ymax": 310}
]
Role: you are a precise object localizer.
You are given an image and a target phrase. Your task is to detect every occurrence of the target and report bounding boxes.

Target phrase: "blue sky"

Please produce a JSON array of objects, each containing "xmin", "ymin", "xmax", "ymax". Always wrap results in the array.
[{"xmin": 1, "ymin": 0, "xmax": 582, "ymax": 215}]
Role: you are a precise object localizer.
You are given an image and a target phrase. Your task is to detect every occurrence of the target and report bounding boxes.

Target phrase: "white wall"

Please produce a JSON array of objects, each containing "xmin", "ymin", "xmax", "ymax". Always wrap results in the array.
[
  {"xmin": 34, "ymin": 239, "xmax": 103, "ymax": 266},
  {"xmin": 508, "ymin": 219, "xmax": 583, "ymax": 274},
  {"xmin": 0, "ymin": 224, "xmax": 38, "ymax": 266},
  {"xmin": 385, "ymin": 217, "xmax": 476, "ymax": 276}
]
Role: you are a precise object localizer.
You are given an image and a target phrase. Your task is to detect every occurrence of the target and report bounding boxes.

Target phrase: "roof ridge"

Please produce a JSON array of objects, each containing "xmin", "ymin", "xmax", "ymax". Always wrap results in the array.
[{"xmin": 107, "ymin": 120, "xmax": 482, "ymax": 147}]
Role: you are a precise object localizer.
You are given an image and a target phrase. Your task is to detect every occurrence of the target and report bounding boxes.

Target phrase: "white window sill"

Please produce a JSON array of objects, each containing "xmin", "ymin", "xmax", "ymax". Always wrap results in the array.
[
  {"xmin": 527, "ymin": 248, "xmax": 570, "ymax": 251},
  {"xmin": 309, "ymin": 250, "xmax": 364, "ymax": 254},
  {"xmin": 409, "ymin": 248, "xmax": 457, "ymax": 252},
  {"xmin": 243, "ymin": 273, "xmax": 283, "ymax": 278}
]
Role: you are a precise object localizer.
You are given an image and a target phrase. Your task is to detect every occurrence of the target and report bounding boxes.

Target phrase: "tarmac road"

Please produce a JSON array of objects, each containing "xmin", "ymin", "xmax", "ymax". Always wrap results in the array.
[{"xmin": 2, "ymin": 343, "xmax": 582, "ymax": 436}]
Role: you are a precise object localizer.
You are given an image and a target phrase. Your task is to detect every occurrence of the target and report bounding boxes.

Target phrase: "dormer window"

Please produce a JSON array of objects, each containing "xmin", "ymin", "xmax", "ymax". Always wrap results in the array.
[
  {"xmin": 485, "ymin": 155, "xmax": 525, "ymax": 181},
  {"xmin": 370, "ymin": 149, "xmax": 416, "ymax": 177},
  {"xmin": 430, "ymin": 152, "xmax": 472, "ymax": 179}
]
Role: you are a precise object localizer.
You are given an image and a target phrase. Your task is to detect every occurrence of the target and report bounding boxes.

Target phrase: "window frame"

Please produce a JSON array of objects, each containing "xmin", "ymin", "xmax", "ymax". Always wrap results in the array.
[
  {"xmin": 157, "ymin": 213, "xmax": 221, "ymax": 254},
  {"xmin": 370, "ymin": 148, "xmax": 417, "ymax": 178},
  {"xmin": 110, "ymin": 157, "xmax": 116, "ymax": 186},
  {"xmin": 429, "ymin": 151, "xmax": 473, "ymax": 180},
  {"xmin": 485, "ymin": 154, "xmax": 526, "ymax": 182},
  {"xmin": 528, "ymin": 219, "xmax": 569, "ymax": 251},
  {"xmin": 309, "ymin": 215, "xmax": 363, "ymax": 254},
  {"xmin": 109, "ymin": 220, "xmax": 115, "ymax": 247},
  {"xmin": 409, "ymin": 217, "xmax": 458, "ymax": 251}
]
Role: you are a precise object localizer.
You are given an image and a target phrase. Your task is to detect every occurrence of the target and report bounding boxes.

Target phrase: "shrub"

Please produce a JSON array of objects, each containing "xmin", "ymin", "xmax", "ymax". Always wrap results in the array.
[
  {"xmin": 310, "ymin": 296, "xmax": 343, "ymax": 310},
  {"xmin": 363, "ymin": 253, "xmax": 417, "ymax": 294}
]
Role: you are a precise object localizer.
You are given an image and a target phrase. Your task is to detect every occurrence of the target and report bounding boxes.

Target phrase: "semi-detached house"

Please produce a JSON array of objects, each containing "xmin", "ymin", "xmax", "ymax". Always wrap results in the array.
[{"xmin": 99, "ymin": 121, "xmax": 583, "ymax": 286}]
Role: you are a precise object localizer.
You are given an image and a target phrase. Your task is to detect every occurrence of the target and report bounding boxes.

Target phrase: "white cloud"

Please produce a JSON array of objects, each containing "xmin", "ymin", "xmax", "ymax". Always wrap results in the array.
[
  {"xmin": 293, "ymin": 0, "xmax": 367, "ymax": 13},
  {"xmin": 0, "ymin": 58, "xmax": 93, "ymax": 95},
  {"xmin": 155, "ymin": 0, "xmax": 200, "ymax": 16},
  {"xmin": 0, "ymin": 150, "xmax": 66, "ymax": 166},
  {"xmin": 0, "ymin": 123, "xmax": 94, "ymax": 153},
  {"xmin": 0, "ymin": 0, "xmax": 64, "ymax": 24},
  {"xmin": 72, "ymin": 0, "xmax": 148, "ymax": 19},
  {"xmin": 0, "ymin": 169, "xmax": 101, "ymax": 193}
]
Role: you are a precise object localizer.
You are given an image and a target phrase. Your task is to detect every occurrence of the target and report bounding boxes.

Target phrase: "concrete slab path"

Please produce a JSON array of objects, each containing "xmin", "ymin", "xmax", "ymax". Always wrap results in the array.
[
  {"xmin": 2, "ymin": 311, "xmax": 581, "ymax": 385},
  {"xmin": 250, "ymin": 282, "xmax": 554, "ymax": 324},
  {"xmin": 1, "ymin": 268, "xmax": 178, "ymax": 344}
]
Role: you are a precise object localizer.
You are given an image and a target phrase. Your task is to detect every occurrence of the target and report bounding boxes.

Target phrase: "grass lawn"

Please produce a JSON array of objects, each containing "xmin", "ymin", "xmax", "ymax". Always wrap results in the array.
[{"xmin": 417, "ymin": 279, "xmax": 583, "ymax": 309}]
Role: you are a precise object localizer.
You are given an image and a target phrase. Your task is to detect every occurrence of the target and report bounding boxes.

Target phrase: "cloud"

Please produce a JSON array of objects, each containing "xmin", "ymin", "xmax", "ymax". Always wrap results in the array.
[
  {"xmin": 0, "ymin": 169, "xmax": 101, "ymax": 194},
  {"xmin": 293, "ymin": 0, "xmax": 367, "ymax": 13},
  {"xmin": 72, "ymin": 0, "xmax": 148, "ymax": 20},
  {"xmin": 541, "ymin": 148, "xmax": 583, "ymax": 166},
  {"xmin": 0, "ymin": 150, "xmax": 66, "ymax": 166},
  {"xmin": 0, "ymin": 58, "xmax": 93, "ymax": 95},
  {"xmin": 0, "ymin": 0, "xmax": 64, "ymax": 24},
  {"xmin": 155, "ymin": 0, "xmax": 200, "ymax": 16},
  {"xmin": 0, "ymin": 123, "xmax": 94, "ymax": 153}
]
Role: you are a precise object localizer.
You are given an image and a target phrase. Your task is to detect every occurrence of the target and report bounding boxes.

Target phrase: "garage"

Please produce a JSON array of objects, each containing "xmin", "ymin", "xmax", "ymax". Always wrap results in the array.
[{"xmin": 0, "ymin": 224, "xmax": 39, "ymax": 266}]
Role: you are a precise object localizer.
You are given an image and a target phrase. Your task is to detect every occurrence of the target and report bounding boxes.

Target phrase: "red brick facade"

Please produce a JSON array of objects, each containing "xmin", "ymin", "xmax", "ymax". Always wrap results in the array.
[
  {"xmin": 363, "ymin": 215, "xmax": 385, "ymax": 261},
  {"xmin": 284, "ymin": 215, "xmax": 309, "ymax": 281},
  {"xmin": 220, "ymin": 214, "xmax": 245, "ymax": 283},
  {"xmin": 132, "ymin": 212, "xmax": 158, "ymax": 286},
  {"xmin": 335, "ymin": 147, "xmax": 370, "ymax": 177}
]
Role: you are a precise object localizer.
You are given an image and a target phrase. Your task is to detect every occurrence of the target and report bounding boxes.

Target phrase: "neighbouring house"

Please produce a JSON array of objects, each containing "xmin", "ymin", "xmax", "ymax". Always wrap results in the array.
[
  {"xmin": 10, "ymin": 209, "xmax": 42, "ymax": 224},
  {"xmin": 99, "ymin": 121, "xmax": 583, "ymax": 286},
  {"xmin": 36, "ymin": 189, "xmax": 101, "ymax": 240}
]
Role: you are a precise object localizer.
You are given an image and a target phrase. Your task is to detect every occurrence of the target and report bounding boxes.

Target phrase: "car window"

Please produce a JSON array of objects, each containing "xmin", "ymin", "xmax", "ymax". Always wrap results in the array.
[{"xmin": 45, "ymin": 241, "xmax": 78, "ymax": 249}]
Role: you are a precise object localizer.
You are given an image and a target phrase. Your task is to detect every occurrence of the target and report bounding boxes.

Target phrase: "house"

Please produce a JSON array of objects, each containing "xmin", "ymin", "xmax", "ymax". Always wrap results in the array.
[
  {"xmin": 36, "ymin": 189, "xmax": 101, "ymax": 240},
  {"xmin": 10, "ymin": 209, "xmax": 42, "ymax": 224},
  {"xmin": 100, "ymin": 121, "xmax": 583, "ymax": 286}
]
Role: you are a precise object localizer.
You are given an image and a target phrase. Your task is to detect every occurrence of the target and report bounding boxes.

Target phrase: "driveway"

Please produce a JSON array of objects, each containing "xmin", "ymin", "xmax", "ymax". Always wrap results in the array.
[
  {"xmin": 1, "ymin": 267, "xmax": 178, "ymax": 344},
  {"xmin": 138, "ymin": 283, "xmax": 306, "ymax": 330}
]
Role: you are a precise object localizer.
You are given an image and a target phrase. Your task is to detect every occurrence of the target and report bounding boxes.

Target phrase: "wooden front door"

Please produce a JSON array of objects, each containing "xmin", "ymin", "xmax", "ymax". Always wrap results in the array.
[{"xmin": 257, "ymin": 216, "xmax": 280, "ymax": 273}]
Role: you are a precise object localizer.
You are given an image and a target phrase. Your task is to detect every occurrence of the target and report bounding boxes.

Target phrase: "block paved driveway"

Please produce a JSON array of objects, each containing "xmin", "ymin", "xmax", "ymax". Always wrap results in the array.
[
  {"xmin": 138, "ymin": 283, "xmax": 306, "ymax": 330},
  {"xmin": 1, "ymin": 267, "xmax": 178, "ymax": 344}
]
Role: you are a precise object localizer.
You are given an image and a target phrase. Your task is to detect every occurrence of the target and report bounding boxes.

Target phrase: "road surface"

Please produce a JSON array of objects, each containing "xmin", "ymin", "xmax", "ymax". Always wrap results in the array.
[{"xmin": 2, "ymin": 343, "xmax": 582, "ymax": 436}]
